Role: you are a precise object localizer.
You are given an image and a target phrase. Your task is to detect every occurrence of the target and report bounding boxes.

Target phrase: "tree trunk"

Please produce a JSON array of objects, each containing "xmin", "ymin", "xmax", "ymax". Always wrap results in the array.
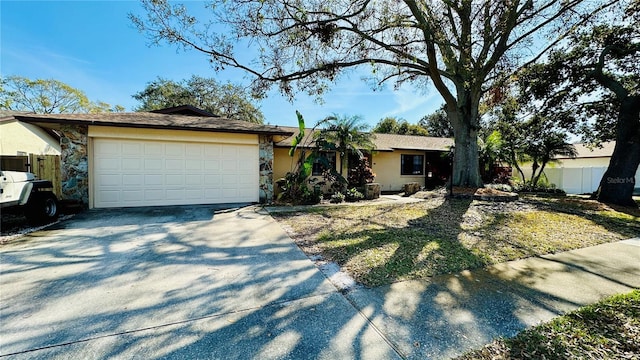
[
  {"xmin": 506, "ymin": 150, "xmax": 526, "ymax": 183},
  {"xmin": 596, "ymin": 95, "xmax": 640, "ymax": 207},
  {"xmin": 533, "ymin": 161, "xmax": 548, "ymax": 187},
  {"xmin": 511, "ymin": 156, "xmax": 526, "ymax": 184},
  {"xmin": 530, "ymin": 160, "xmax": 539, "ymax": 185},
  {"xmin": 447, "ymin": 93, "xmax": 483, "ymax": 188}
]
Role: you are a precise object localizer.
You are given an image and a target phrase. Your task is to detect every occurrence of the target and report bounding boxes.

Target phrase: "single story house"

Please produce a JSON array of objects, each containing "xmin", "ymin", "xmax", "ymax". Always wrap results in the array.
[
  {"xmin": 273, "ymin": 127, "xmax": 454, "ymax": 192},
  {"xmin": 517, "ymin": 141, "xmax": 640, "ymax": 194},
  {"xmin": 1, "ymin": 110, "xmax": 292, "ymax": 208}
]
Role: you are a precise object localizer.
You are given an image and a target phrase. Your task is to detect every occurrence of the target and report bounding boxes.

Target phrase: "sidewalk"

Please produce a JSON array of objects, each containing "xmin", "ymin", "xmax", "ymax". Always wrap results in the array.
[{"xmin": 344, "ymin": 238, "xmax": 640, "ymax": 359}]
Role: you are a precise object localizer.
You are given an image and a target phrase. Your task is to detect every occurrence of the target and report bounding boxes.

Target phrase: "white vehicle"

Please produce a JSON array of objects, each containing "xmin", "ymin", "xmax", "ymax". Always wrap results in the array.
[{"xmin": 0, "ymin": 171, "xmax": 58, "ymax": 224}]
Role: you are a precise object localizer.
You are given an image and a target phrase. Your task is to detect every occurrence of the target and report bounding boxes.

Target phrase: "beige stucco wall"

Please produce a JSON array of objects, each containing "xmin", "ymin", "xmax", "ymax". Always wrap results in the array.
[
  {"xmin": 274, "ymin": 147, "xmax": 434, "ymax": 193},
  {"xmin": 0, "ymin": 120, "xmax": 61, "ymax": 155},
  {"xmin": 88, "ymin": 126, "xmax": 258, "ymax": 145},
  {"xmin": 371, "ymin": 150, "xmax": 425, "ymax": 192},
  {"xmin": 274, "ymin": 147, "xmax": 296, "ymax": 182}
]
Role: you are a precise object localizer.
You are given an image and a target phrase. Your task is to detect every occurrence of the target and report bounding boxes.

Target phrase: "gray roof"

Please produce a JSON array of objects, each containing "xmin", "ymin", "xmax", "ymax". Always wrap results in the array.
[
  {"xmin": 372, "ymin": 133, "xmax": 454, "ymax": 151},
  {"xmin": 0, "ymin": 110, "xmax": 34, "ymax": 117},
  {"xmin": 2, "ymin": 112, "xmax": 292, "ymax": 137},
  {"xmin": 274, "ymin": 127, "xmax": 320, "ymax": 147},
  {"xmin": 150, "ymin": 105, "xmax": 219, "ymax": 117},
  {"xmin": 557, "ymin": 141, "xmax": 616, "ymax": 159},
  {"xmin": 275, "ymin": 126, "xmax": 453, "ymax": 152}
]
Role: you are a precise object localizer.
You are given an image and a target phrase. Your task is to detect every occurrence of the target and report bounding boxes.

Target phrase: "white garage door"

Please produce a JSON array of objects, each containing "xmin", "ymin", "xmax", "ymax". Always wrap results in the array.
[{"xmin": 93, "ymin": 138, "xmax": 259, "ymax": 208}]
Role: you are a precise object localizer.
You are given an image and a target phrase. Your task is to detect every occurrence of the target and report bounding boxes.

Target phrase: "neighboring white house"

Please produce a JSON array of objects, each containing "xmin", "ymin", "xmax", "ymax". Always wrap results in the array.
[{"xmin": 518, "ymin": 142, "xmax": 640, "ymax": 194}]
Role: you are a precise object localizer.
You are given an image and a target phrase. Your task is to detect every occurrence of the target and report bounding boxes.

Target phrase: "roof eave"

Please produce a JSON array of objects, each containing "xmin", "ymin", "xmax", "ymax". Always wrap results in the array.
[{"xmin": 13, "ymin": 116, "xmax": 293, "ymax": 137}]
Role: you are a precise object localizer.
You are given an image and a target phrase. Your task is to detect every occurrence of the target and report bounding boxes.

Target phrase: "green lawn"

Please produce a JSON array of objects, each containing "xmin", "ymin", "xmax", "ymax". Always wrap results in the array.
[
  {"xmin": 272, "ymin": 196, "xmax": 639, "ymax": 287},
  {"xmin": 456, "ymin": 290, "xmax": 640, "ymax": 359}
]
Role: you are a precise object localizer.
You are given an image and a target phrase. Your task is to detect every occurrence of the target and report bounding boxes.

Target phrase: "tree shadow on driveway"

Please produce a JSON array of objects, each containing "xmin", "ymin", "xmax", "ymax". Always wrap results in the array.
[{"xmin": 0, "ymin": 205, "xmax": 398, "ymax": 359}]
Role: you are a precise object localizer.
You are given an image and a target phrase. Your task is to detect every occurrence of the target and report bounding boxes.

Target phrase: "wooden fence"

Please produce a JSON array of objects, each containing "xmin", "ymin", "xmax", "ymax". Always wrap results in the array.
[
  {"xmin": 29, "ymin": 154, "xmax": 62, "ymax": 197},
  {"xmin": 1, "ymin": 155, "xmax": 61, "ymax": 197}
]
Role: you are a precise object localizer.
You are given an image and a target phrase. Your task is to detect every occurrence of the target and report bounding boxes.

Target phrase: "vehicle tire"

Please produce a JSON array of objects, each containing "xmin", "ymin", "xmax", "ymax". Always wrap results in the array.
[{"xmin": 25, "ymin": 192, "xmax": 59, "ymax": 224}]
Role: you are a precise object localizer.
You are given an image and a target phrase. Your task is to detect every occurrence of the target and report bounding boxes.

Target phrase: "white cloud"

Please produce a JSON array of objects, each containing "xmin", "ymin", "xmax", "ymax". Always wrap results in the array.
[{"xmin": 383, "ymin": 85, "xmax": 440, "ymax": 121}]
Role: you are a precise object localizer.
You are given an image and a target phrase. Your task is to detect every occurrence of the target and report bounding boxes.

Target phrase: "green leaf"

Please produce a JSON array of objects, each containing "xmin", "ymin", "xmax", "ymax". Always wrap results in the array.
[
  {"xmin": 301, "ymin": 151, "xmax": 317, "ymax": 178},
  {"xmin": 289, "ymin": 110, "xmax": 306, "ymax": 157}
]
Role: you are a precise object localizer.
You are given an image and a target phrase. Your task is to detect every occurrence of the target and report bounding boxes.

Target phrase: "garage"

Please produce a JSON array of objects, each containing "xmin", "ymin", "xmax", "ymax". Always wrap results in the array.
[
  {"xmin": 92, "ymin": 138, "xmax": 259, "ymax": 208},
  {"xmin": 8, "ymin": 109, "xmax": 292, "ymax": 208}
]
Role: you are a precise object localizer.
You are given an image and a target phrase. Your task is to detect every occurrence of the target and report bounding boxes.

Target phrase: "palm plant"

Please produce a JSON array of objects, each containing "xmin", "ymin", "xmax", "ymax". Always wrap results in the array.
[
  {"xmin": 524, "ymin": 117, "xmax": 578, "ymax": 187},
  {"xmin": 277, "ymin": 111, "xmax": 330, "ymax": 204},
  {"xmin": 317, "ymin": 114, "xmax": 375, "ymax": 177},
  {"xmin": 478, "ymin": 130, "xmax": 504, "ymax": 181},
  {"xmin": 487, "ymin": 95, "xmax": 577, "ymax": 187}
]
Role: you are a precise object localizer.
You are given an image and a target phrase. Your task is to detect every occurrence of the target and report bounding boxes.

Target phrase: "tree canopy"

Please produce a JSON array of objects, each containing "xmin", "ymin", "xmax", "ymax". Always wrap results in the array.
[
  {"xmin": 0, "ymin": 75, "xmax": 123, "ymax": 114},
  {"xmin": 518, "ymin": 1, "xmax": 639, "ymax": 206},
  {"xmin": 419, "ymin": 105, "xmax": 454, "ymax": 138},
  {"xmin": 372, "ymin": 117, "xmax": 428, "ymax": 136},
  {"xmin": 131, "ymin": 0, "xmax": 614, "ymax": 187},
  {"xmin": 132, "ymin": 76, "xmax": 265, "ymax": 123}
]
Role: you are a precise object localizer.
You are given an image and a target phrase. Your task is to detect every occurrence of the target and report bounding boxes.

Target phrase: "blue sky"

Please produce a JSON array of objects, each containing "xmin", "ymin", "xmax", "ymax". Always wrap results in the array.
[{"xmin": 1, "ymin": 1, "xmax": 443, "ymax": 128}]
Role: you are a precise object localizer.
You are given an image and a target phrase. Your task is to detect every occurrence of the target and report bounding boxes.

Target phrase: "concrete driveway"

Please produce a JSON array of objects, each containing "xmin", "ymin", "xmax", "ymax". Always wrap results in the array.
[{"xmin": 0, "ymin": 205, "xmax": 399, "ymax": 359}]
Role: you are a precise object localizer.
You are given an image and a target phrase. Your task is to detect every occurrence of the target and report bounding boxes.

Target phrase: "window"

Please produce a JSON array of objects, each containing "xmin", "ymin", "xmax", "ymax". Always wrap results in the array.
[
  {"xmin": 401, "ymin": 154, "xmax": 424, "ymax": 175},
  {"xmin": 312, "ymin": 152, "xmax": 337, "ymax": 176}
]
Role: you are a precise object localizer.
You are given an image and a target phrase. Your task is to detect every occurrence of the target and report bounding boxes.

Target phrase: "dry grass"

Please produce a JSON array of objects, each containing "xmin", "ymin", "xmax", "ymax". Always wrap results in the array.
[
  {"xmin": 456, "ymin": 290, "xmax": 640, "ymax": 360},
  {"xmin": 272, "ymin": 195, "xmax": 639, "ymax": 287}
]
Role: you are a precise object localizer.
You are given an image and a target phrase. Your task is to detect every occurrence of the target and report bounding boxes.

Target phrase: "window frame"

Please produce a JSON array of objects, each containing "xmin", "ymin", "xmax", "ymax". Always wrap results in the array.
[
  {"xmin": 400, "ymin": 154, "xmax": 425, "ymax": 176},
  {"xmin": 312, "ymin": 151, "xmax": 337, "ymax": 176}
]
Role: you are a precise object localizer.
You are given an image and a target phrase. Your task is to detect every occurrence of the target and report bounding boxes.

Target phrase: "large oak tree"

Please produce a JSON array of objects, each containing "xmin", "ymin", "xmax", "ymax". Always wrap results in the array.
[{"xmin": 131, "ymin": 0, "xmax": 615, "ymax": 187}]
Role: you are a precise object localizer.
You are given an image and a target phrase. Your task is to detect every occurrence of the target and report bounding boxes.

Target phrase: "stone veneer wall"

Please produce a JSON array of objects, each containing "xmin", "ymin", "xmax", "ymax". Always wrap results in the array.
[
  {"xmin": 259, "ymin": 135, "xmax": 275, "ymax": 203},
  {"xmin": 60, "ymin": 124, "xmax": 89, "ymax": 206}
]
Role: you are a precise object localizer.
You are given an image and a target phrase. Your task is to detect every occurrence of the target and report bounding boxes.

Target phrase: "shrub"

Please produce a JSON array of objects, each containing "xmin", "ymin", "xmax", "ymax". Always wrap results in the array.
[
  {"xmin": 512, "ymin": 177, "xmax": 566, "ymax": 196},
  {"xmin": 486, "ymin": 183, "xmax": 514, "ymax": 192},
  {"xmin": 330, "ymin": 192, "xmax": 345, "ymax": 203},
  {"xmin": 300, "ymin": 187, "xmax": 322, "ymax": 205},
  {"xmin": 345, "ymin": 188, "xmax": 364, "ymax": 202},
  {"xmin": 491, "ymin": 170, "xmax": 512, "ymax": 184},
  {"xmin": 348, "ymin": 158, "xmax": 376, "ymax": 188},
  {"xmin": 276, "ymin": 174, "xmax": 323, "ymax": 205}
]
